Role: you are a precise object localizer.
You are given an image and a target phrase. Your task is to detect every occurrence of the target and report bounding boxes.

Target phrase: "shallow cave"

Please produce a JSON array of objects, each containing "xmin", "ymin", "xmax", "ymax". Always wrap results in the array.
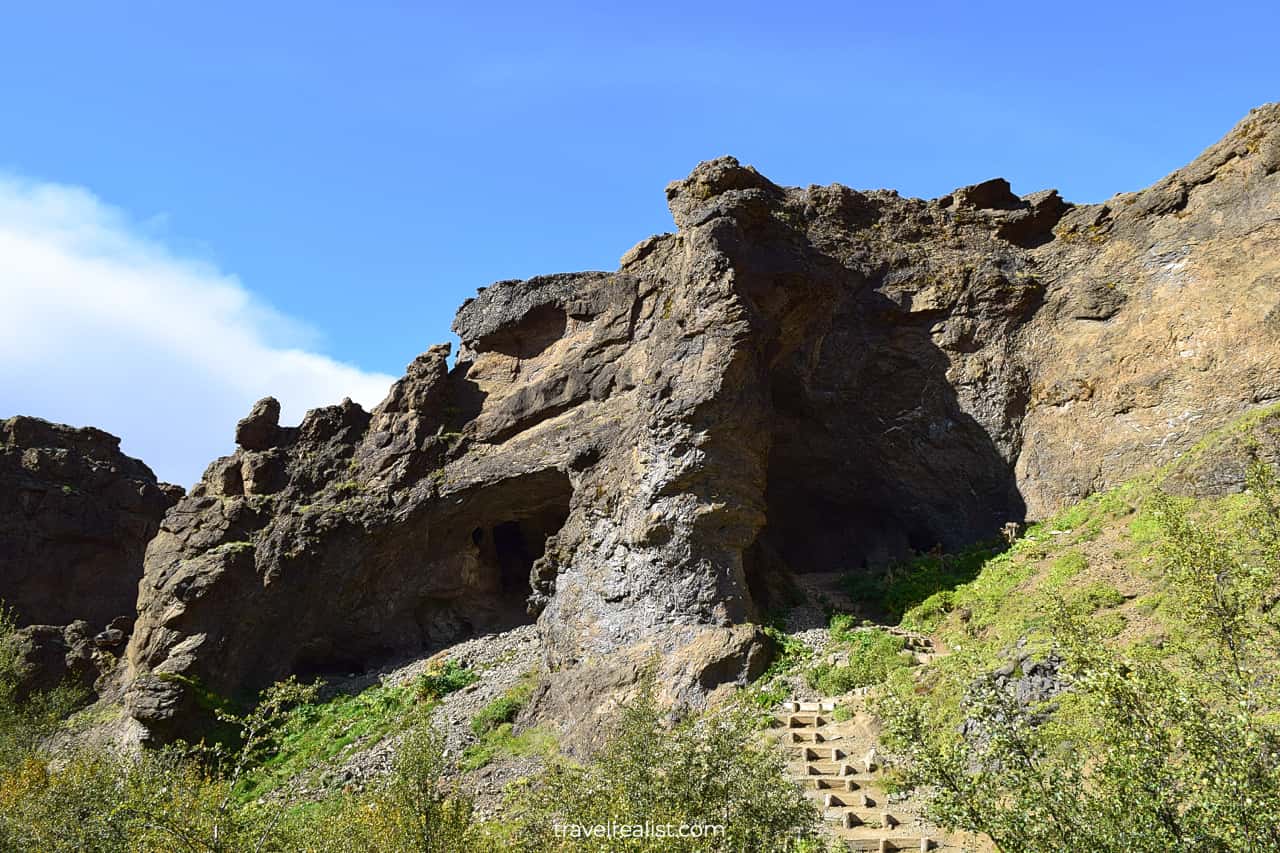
[
  {"xmin": 280, "ymin": 470, "xmax": 573, "ymax": 685},
  {"xmin": 292, "ymin": 644, "xmax": 389, "ymax": 681},
  {"xmin": 416, "ymin": 469, "xmax": 573, "ymax": 643}
]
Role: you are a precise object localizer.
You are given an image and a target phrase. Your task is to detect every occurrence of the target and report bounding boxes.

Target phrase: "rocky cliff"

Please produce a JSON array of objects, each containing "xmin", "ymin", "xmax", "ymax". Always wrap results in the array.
[
  {"xmin": 100, "ymin": 104, "xmax": 1280, "ymax": 744},
  {"xmin": 0, "ymin": 416, "xmax": 181, "ymax": 694}
]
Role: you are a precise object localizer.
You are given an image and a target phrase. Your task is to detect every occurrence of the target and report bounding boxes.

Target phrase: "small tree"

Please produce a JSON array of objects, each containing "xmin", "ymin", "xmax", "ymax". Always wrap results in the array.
[{"xmin": 287, "ymin": 720, "xmax": 479, "ymax": 853}]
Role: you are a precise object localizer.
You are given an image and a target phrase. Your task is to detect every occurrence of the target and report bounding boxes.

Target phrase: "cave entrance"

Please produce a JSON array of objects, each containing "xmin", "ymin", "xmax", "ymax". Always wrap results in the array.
[
  {"xmin": 743, "ymin": 300, "xmax": 1023, "ymax": 623},
  {"xmin": 480, "ymin": 510, "xmax": 564, "ymax": 603},
  {"xmin": 458, "ymin": 471, "xmax": 572, "ymax": 636}
]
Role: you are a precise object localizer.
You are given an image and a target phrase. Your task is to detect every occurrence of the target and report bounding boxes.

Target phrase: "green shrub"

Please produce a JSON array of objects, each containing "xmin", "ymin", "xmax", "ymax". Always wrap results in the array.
[
  {"xmin": 745, "ymin": 624, "xmax": 814, "ymax": 711},
  {"xmin": 899, "ymin": 589, "xmax": 954, "ymax": 632},
  {"xmin": 282, "ymin": 724, "xmax": 483, "ymax": 853},
  {"xmin": 0, "ymin": 606, "xmax": 86, "ymax": 768},
  {"xmin": 496, "ymin": 672, "xmax": 823, "ymax": 852},
  {"xmin": 805, "ymin": 627, "xmax": 912, "ymax": 694},
  {"xmin": 415, "ymin": 659, "xmax": 479, "ymax": 700},
  {"xmin": 844, "ymin": 540, "xmax": 1006, "ymax": 622},
  {"xmin": 471, "ymin": 673, "xmax": 537, "ymax": 738},
  {"xmin": 239, "ymin": 676, "xmax": 413, "ymax": 799},
  {"xmin": 1065, "ymin": 580, "xmax": 1125, "ymax": 614}
]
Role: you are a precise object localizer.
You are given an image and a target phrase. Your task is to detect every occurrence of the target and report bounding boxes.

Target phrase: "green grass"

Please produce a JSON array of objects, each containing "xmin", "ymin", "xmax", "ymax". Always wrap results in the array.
[
  {"xmin": 238, "ymin": 680, "xmax": 423, "ymax": 799},
  {"xmin": 238, "ymin": 660, "xmax": 477, "ymax": 799},
  {"xmin": 415, "ymin": 659, "xmax": 479, "ymax": 700},
  {"xmin": 460, "ymin": 723, "xmax": 557, "ymax": 771},
  {"xmin": 470, "ymin": 673, "xmax": 537, "ymax": 738},
  {"xmin": 332, "ymin": 479, "xmax": 362, "ymax": 496},
  {"xmin": 843, "ymin": 540, "xmax": 1007, "ymax": 623},
  {"xmin": 1066, "ymin": 580, "xmax": 1125, "ymax": 614},
  {"xmin": 743, "ymin": 624, "xmax": 815, "ymax": 712},
  {"xmin": 805, "ymin": 623, "xmax": 914, "ymax": 694},
  {"xmin": 895, "ymin": 403, "xmax": 1280, "ymax": 679},
  {"xmin": 1045, "ymin": 551, "xmax": 1088, "ymax": 589}
]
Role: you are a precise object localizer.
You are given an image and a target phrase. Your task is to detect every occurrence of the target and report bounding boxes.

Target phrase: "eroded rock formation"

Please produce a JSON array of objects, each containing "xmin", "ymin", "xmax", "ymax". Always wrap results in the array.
[
  {"xmin": 112, "ymin": 104, "xmax": 1280, "ymax": 744},
  {"xmin": 0, "ymin": 416, "xmax": 181, "ymax": 694}
]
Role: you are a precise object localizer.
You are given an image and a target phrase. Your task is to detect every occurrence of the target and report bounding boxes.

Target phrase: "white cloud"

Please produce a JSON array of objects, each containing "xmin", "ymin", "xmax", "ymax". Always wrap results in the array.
[{"xmin": 0, "ymin": 175, "xmax": 396, "ymax": 487}]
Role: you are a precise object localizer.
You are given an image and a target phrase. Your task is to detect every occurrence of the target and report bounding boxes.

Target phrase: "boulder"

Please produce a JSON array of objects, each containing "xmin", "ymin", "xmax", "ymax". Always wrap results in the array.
[{"xmin": 234, "ymin": 397, "xmax": 282, "ymax": 451}]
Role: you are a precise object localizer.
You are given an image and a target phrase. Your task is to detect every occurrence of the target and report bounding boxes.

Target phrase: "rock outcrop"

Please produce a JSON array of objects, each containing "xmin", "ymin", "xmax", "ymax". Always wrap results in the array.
[
  {"xmin": 117, "ymin": 104, "xmax": 1280, "ymax": 745},
  {"xmin": 0, "ymin": 416, "xmax": 181, "ymax": 694}
]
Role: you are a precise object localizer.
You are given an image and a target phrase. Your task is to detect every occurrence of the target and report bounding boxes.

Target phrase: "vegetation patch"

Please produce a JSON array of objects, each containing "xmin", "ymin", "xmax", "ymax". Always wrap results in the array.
[
  {"xmin": 877, "ymin": 456, "xmax": 1280, "ymax": 852},
  {"xmin": 239, "ymin": 659, "xmax": 477, "ymax": 799},
  {"xmin": 415, "ymin": 659, "xmax": 479, "ymax": 700},
  {"xmin": 744, "ymin": 622, "xmax": 814, "ymax": 711},
  {"xmin": 806, "ymin": 621, "xmax": 914, "ymax": 694},
  {"xmin": 460, "ymin": 723, "xmax": 557, "ymax": 772},
  {"xmin": 470, "ymin": 672, "xmax": 537, "ymax": 738},
  {"xmin": 843, "ymin": 539, "xmax": 1007, "ymax": 622}
]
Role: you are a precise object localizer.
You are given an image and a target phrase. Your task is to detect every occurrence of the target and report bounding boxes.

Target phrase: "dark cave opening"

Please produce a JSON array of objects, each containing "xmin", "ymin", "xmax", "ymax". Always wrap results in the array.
[
  {"xmin": 292, "ymin": 642, "xmax": 391, "ymax": 681},
  {"xmin": 484, "ymin": 513, "xmax": 563, "ymax": 602},
  {"xmin": 743, "ymin": 290, "xmax": 1024, "ymax": 620},
  {"xmin": 449, "ymin": 473, "xmax": 572, "ymax": 636}
]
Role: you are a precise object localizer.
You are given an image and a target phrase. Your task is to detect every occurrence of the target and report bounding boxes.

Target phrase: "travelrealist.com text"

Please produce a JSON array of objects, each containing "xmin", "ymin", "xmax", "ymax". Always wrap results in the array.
[{"xmin": 552, "ymin": 821, "xmax": 726, "ymax": 839}]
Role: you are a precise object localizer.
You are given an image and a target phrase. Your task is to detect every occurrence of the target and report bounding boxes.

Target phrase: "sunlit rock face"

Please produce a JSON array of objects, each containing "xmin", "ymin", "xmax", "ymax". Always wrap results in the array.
[{"xmin": 118, "ymin": 104, "xmax": 1280, "ymax": 746}]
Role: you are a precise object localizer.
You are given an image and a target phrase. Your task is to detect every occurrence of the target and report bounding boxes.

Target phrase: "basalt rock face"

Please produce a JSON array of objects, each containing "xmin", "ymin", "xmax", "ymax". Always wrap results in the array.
[
  {"xmin": 123, "ymin": 104, "xmax": 1280, "ymax": 745},
  {"xmin": 0, "ymin": 416, "xmax": 181, "ymax": 627},
  {"xmin": 0, "ymin": 416, "xmax": 181, "ymax": 694}
]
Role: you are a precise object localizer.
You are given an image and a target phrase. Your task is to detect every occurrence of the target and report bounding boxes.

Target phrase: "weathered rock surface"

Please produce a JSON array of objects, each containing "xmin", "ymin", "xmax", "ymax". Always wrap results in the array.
[
  {"xmin": 117, "ymin": 104, "xmax": 1280, "ymax": 745},
  {"xmin": 0, "ymin": 416, "xmax": 180, "ymax": 694},
  {"xmin": 0, "ymin": 416, "xmax": 181, "ymax": 626}
]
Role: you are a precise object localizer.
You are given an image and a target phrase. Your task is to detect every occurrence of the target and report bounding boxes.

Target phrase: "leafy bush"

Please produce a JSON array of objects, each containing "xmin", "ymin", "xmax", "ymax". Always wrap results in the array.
[
  {"xmin": 239, "ymin": 677, "xmax": 414, "ymax": 798},
  {"xmin": 0, "ymin": 606, "xmax": 85, "ymax": 768},
  {"xmin": 745, "ymin": 623, "xmax": 814, "ymax": 711},
  {"xmin": 496, "ymin": 672, "xmax": 823, "ymax": 852},
  {"xmin": 843, "ymin": 540, "xmax": 1007, "ymax": 622},
  {"xmin": 0, "ymin": 675, "xmax": 318, "ymax": 852},
  {"xmin": 292, "ymin": 724, "xmax": 481, "ymax": 853},
  {"xmin": 1064, "ymin": 580, "xmax": 1125, "ymax": 614}
]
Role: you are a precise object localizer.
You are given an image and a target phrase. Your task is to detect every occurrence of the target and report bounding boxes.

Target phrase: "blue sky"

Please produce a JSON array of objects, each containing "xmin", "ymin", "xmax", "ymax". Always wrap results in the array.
[{"xmin": 2, "ymin": 1, "xmax": 1278, "ymax": 484}]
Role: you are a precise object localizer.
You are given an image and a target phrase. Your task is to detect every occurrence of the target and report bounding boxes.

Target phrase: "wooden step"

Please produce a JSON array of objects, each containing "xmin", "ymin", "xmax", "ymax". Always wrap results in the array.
[
  {"xmin": 819, "ymin": 791, "xmax": 879, "ymax": 808},
  {"xmin": 823, "ymin": 808, "xmax": 901, "ymax": 829},
  {"xmin": 782, "ymin": 700, "xmax": 837, "ymax": 713},
  {"xmin": 797, "ymin": 777, "xmax": 866, "ymax": 791},
  {"xmin": 843, "ymin": 838, "xmax": 933, "ymax": 852},
  {"xmin": 788, "ymin": 745, "xmax": 851, "ymax": 761},
  {"xmin": 804, "ymin": 759, "xmax": 856, "ymax": 776},
  {"xmin": 787, "ymin": 730, "xmax": 827, "ymax": 743}
]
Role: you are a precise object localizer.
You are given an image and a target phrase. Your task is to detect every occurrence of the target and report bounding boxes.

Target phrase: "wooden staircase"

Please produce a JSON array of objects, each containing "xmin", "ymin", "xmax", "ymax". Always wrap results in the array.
[{"xmin": 776, "ymin": 700, "xmax": 936, "ymax": 852}]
